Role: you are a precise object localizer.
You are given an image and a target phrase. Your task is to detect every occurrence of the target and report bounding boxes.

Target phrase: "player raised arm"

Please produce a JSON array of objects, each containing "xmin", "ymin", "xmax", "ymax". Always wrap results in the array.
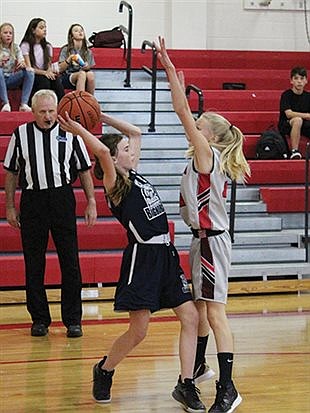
[
  {"xmin": 155, "ymin": 36, "xmax": 213, "ymax": 174},
  {"xmin": 100, "ymin": 112, "xmax": 142, "ymax": 170}
]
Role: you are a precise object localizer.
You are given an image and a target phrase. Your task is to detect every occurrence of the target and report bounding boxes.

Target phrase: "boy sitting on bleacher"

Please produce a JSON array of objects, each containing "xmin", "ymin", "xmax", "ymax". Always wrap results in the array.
[{"xmin": 278, "ymin": 66, "xmax": 310, "ymax": 159}]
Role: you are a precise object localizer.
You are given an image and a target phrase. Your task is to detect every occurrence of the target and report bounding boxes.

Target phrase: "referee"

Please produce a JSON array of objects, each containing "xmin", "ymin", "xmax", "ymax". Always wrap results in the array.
[{"xmin": 4, "ymin": 89, "xmax": 97, "ymax": 338}]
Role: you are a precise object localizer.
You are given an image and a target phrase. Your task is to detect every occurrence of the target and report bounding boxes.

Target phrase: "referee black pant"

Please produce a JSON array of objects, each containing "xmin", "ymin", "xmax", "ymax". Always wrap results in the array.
[{"xmin": 20, "ymin": 185, "xmax": 82, "ymax": 328}]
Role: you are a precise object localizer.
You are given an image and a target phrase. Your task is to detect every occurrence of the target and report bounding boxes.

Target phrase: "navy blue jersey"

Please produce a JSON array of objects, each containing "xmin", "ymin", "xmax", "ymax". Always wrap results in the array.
[{"xmin": 108, "ymin": 170, "xmax": 169, "ymax": 243}]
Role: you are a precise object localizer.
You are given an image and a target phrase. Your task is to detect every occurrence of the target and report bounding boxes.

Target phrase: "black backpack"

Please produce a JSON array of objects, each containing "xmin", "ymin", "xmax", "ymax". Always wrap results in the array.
[{"xmin": 256, "ymin": 129, "xmax": 289, "ymax": 160}]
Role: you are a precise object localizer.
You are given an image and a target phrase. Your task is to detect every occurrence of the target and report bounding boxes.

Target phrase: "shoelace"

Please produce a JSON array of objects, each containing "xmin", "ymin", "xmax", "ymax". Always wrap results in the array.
[{"xmin": 185, "ymin": 382, "xmax": 202, "ymax": 400}]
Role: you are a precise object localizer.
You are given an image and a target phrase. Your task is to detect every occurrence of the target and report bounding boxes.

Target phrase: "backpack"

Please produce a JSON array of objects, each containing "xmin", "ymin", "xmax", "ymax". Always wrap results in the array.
[
  {"xmin": 88, "ymin": 26, "xmax": 126, "ymax": 55},
  {"xmin": 256, "ymin": 129, "xmax": 289, "ymax": 160}
]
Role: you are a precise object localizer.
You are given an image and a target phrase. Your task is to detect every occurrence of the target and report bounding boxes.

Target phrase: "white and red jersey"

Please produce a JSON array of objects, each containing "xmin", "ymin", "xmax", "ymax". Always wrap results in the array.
[{"xmin": 180, "ymin": 148, "xmax": 229, "ymax": 231}]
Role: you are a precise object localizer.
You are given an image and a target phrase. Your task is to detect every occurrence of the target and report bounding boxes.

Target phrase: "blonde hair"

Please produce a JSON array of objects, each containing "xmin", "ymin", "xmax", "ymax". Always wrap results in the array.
[
  {"xmin": 188, "ymin": 112, "xmax": 250, "ymax": 182},
  {"xmin": 94, "ymin": 134, "xmax": 132, "ymax": 206},
  {"xmin": 0, "ymin": 23, "xmax": 16, "ymax": 59}
]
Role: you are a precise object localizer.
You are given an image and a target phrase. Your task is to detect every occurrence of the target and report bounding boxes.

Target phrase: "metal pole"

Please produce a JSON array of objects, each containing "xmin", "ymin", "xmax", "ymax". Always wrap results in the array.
[
  {"xmin": 229, "ymin": 180, "xmax": 237, "ymax": 243},
  {"xmin": 141, "ymin": 40, "xmax": 157, "ymax": 132},
  {"xmin": 305, "ymin": 142, "xmax": 309, "ymax": 262},
  {"xmin": 119, "ymin": 1, "xmax": 133, "ymax": 87}
]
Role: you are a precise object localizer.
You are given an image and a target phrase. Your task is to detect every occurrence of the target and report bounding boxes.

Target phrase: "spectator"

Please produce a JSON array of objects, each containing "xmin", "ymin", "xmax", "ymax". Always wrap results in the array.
[
  {"xmin": 0, "ymin": 22, "xmax": 34, "ymax": 111},
  {"xmin": 4, "ymin": 89, "xmax": 97, "ymax": 338},
  {"xmin": 278, "ymin": 66, "xmax": 310, "ymax": 159},
  {"xmin": 20, "ymin": 18, "xmax": 64, "ymax": 103},
  {"xmin": 58, "ymin": 23, "xmax": 95, "ymax": 95},
  {"xmin": 58, "ymin": 111, "xmax": 206, "ymax": 412},
  {"xmin": 156, "ymin": 36, "xmax": 250, "ymax": 413}
]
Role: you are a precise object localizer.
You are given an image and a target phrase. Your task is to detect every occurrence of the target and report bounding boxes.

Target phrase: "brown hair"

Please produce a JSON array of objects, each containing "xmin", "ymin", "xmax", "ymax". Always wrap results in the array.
[{"xmin": 94, "ymin": 134, "xmax": 132, "ymax": 205}]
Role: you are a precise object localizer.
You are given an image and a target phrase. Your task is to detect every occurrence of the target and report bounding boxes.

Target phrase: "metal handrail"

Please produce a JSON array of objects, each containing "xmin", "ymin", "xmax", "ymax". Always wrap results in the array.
[
  {"xmin": 119, "ymin": 1, "xmax": 133, "ymax": 87},
  {"xmin": 141, "ymin": 40, "xmax": 158, "ymax": 132},
  {"xmin": 185, "ymin": 84, "xmax": 204, "ymax": 118},
  {"xmin": 305, "ymin": 142, "xmax": 310, "ymax": 262}
]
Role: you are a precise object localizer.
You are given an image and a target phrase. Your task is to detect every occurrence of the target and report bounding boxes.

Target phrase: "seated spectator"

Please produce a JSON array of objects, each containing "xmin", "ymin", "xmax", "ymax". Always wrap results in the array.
[
  {"xmin": 0, "ymin": 22, "xmax": 34, "ymax": 111},
  {"xmin": 278, "ymin": 66, "xmax": 310, "ymax": 159},
  {"xmin": 20, "ymin": 17, "xmax": 64, "ymax": 103},
  {"xmin": 58, "ymin": 24, "xmax": 95, "ymax": 95}
]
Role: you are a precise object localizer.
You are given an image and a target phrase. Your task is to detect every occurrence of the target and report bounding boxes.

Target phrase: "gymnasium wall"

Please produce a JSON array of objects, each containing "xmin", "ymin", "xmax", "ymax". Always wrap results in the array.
[{"xmin": 0, "ymin": 0, "xmax": 309, "ymax": 51}]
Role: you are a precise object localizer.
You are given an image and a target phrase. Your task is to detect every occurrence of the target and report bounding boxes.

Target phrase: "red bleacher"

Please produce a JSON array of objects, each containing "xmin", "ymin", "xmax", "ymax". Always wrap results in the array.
[
  {"xmin": 188, "ymin": 90, "xmax": 281, "ymax": 112},
  {"xmin": 183, "ymin": 69, "xmax": 290, "ymax": 91},
  {"xmin": 260, "ymin": 186, "xmax": 306, "ymax": 213},
  {"xmin": 0, "ymin": 220, "xmax": 175, "ymax": 252},
  {"xmin": 87, "ymin": 48, "xmax": 309, "ymax": 70},
  {"xmin": 248, "ymin": 160, "xmax": 305, "ymax": 185}
]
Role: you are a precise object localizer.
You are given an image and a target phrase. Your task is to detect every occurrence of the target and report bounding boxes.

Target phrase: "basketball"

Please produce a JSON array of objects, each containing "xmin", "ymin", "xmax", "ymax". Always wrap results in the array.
[{"xmin": 58, "ymin": 91, "xmax": 101, "ymax": 131}]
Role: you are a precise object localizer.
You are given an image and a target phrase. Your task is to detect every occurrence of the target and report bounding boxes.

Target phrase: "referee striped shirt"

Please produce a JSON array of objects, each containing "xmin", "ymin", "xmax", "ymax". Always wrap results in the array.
[{"xmin": 4, "ymin": 121, "xmax": 91, "ymax": 190}]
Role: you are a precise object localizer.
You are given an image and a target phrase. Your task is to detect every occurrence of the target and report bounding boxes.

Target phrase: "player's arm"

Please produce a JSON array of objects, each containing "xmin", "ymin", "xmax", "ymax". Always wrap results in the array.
[
  {"xmin": 58, "ymin": 113, "xmax": 117, "ymax": 192},
  {"xmin": 100, "ymin": 112, "xmax": 142, "ymax": 170},
  {"xmin": 155, "ymin": 36, "xmax": 213, "ymax": 174}
]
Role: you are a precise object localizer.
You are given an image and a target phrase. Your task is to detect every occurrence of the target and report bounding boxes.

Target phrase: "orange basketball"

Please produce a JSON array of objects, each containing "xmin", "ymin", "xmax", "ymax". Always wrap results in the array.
[{"xmin": 58, "ymin": 91, "xmax": 101, "ymax": 131}]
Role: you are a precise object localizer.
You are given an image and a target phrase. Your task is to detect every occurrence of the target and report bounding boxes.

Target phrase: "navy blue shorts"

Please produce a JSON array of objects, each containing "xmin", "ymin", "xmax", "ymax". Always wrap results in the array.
[
  {"xmin": 280, "ymin": 119, "xmax": 310, "ymax": 138},
  {"xmin": 114, "ymin": 243, "xmax": 193, "ymax": 313},
  {"xmin": 61, "ymin": 73, "xmax": 75, "ymax": 90}
]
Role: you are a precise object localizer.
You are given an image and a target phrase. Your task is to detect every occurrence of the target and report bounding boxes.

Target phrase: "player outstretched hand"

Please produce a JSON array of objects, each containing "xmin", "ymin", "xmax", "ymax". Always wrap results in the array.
[
  {"xmin": 155, "ymin": 36, "xmax": 185, "ymax": 91},
  {"xmin": 155, "ymin": 36, "xmax": 175, "ymax": 71}
]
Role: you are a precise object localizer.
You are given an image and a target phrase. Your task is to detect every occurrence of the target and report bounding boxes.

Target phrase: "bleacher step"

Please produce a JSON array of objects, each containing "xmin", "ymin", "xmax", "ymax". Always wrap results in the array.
[
  {"xmin": 230, "ymin": 262, "xmax": 310, "ymax": 278},
  {"xmin": 94, "ymin": 68, "xmax": 167, "ymax": 88},
  {"xmin": 174, "ymin": 215, "xmax": 283, "ymax": 234},
  {"xmin": 232, "ymin": 247, "xmax": 305, "ymax": 264},
  {"xmin": 163, "ymin": 201, "xmax": 266, "ymax": 215},
  {"xmin": 175, "ymin": 229, "xmax": 303, "ymax": 250},
  {"xmin": 156, "ymin": 187, "xmax": 260, "ymax": 202}
]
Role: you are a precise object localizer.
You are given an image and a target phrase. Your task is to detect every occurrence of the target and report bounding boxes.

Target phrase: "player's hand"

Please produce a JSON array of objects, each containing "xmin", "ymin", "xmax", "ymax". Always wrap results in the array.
[
  {"xmin": 155, "ymin": 36, "xmax": 175, "ymax": 71},
  {"xmin": 58, "ymin": 112, "xmax": 84, "ymax": 135}
]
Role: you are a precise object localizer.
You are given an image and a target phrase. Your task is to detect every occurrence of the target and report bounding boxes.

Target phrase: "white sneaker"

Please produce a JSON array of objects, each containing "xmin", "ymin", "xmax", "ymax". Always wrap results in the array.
[
  {"xmin": 193, "ymin": 362, "xmax": 216, "ymax": 385},
  {"xmin": 1, "ymin": 103, "xmax": 11, "ymax": 112},
  {"xmin": 290, "ymin": 149, "xmax": 302, "ymax": 160},
  {"xmin": 19, "ymin": 104, "xmax": 32, "ymax": 112}
]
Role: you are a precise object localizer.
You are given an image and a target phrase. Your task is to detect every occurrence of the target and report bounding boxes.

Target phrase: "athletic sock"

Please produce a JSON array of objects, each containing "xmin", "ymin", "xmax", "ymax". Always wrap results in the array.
[
  {"xmin": 217, "ymin": 352, "xmax": 233, "ymax": 385},
  {"xmin": 194, "ymin": 335, "xmax": 209, "ymax": 370}
]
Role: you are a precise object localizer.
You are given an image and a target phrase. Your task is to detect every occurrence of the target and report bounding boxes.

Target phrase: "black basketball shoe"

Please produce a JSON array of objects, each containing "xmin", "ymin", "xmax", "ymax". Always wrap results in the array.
[
  {"xmin": 172, "ymin": 375, "xmax": 206, "ymax": 412},
  {"xmin": 92, "ymin": 356, "xmax": 114, "ymax": 403},
  {"xmin": 208, "ymin": 380, "xmax": 242, "ymax": 413}
]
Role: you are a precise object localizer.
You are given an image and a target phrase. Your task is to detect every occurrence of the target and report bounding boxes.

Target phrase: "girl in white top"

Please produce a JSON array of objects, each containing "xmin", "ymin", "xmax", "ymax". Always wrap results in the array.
[
  {"xmin": 0, "ymin": 22, "xmax": 34, "ymax": 111},
  {"xmin": 156, "ymin": 37, "xmax": 250, "ymax": 413},
  {"xmin": 20, "ymin": 18, "xmax": 64, "ymax": 102}
]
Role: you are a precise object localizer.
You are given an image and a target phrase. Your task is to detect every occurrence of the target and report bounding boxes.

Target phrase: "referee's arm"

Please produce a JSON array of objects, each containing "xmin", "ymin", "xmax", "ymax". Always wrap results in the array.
[
  {"xmin": 78, "ymin": 169, "xmax": 97, "ymax": 227},
  {"xmin": 5, "ymin": 171, "xmax": 20, "ymax": 229}
]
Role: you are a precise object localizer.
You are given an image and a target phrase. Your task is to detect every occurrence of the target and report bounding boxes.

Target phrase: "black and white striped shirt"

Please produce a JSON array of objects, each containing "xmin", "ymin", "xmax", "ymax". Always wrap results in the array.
[{"xmin": 4, "ymin": 121, "xmax": 91, "ymax": 190}]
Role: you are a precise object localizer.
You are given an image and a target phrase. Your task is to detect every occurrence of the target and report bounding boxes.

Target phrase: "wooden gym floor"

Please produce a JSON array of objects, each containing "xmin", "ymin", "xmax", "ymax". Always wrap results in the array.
[{"xmin": 0, "ymin": 288, "xmax": 309, "ymax": 413}]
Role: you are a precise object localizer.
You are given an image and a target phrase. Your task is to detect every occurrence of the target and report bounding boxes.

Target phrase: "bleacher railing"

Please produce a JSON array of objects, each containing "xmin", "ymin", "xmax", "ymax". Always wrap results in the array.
[
  {"xmin": 141, "ymin": 40, "xmax": 158, "ymax": 132},
  {"xmin": 185, "ymin": 84, "xmax": 204, "ymax": 119},
  {"xmin": 119, "ymin": 1, "xmax": 133, "ymax": 87}
]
